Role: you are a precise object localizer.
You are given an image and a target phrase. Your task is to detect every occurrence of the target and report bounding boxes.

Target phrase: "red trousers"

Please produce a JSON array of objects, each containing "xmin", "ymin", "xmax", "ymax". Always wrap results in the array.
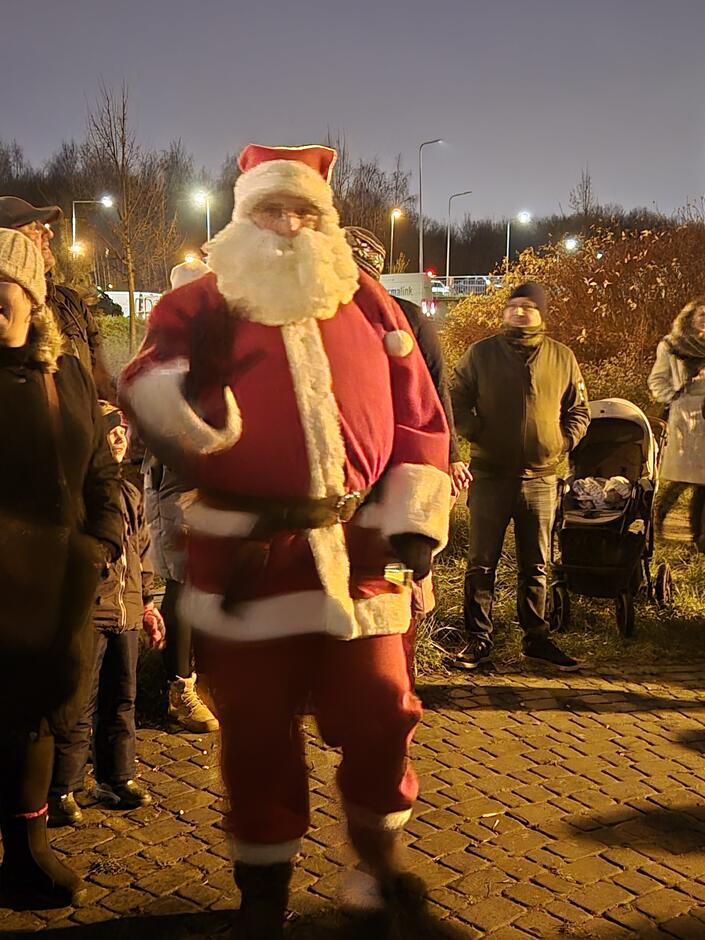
[{"xmin": 196, "ymin": 631, "xmax": 421, "ymax": 863}]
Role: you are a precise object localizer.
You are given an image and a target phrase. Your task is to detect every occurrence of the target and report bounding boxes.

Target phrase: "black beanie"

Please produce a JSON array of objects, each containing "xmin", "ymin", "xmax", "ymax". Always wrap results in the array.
[{"xmin": 509, "ymin": 282, "xmax": 548, "ymax": 317}]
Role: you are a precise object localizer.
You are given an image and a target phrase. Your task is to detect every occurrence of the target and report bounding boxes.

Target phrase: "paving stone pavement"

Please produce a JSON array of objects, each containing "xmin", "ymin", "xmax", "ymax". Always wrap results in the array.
[{"xmin": 2, "ymin": 659, "xmax": 705, "ymax": 938}]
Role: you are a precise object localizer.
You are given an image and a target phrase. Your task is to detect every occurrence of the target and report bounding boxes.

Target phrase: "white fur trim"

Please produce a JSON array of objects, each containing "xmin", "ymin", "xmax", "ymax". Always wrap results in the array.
[
  {"xmin": 169, "ymin": 259, "xmax": 209, "ymax": 290},
  {"xmin": 183, "ymin": 499, "xmax": 257, "ymax": 538},
  {"xmin": 123, "ymin": 358, "xmax": 242, "ymax": 456},
  {"xmin": 229, "ymin": 835, "xmax": 301, "ymax": 865},
  {"xmin": 357, "ymin": 463, "xmax": 451, "ymax": 548},
  {"xmin": 182, "ymin": 586, "xmax": 411, "ymax": 642},
  {"xmin": 383, "ymin": 329, "xmax": 414, "ymax": 358},
  {"xmin": 339, "ymin": 868, "xmax": 384, "ymax": 912},
  {"xmin": 234, "ymin": 159, "xmax": 335, "ymax": 221},
  {"xmin": 344, "ymin": 802, "xmax": 413, "ymax": 832},
  {"xmin": 281, "ymin": 320, "xmax": 355, "ymax": 617}
]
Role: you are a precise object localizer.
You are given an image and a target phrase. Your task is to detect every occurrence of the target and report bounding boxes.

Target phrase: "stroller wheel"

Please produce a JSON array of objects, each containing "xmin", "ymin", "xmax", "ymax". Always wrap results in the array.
[
  {"xmin": 654, "ymin": 562, "xmax": 674, "ymax": 609},
  {"xmin": 615, "ymin": 590, "xmax": 635, "ymax": 638},
  {"xmin": 549, "ymin": 583, "xmax": 571, "ymax": 633}
]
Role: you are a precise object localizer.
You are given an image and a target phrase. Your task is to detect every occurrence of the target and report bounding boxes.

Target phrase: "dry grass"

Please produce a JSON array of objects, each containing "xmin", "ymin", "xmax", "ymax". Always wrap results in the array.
[{"xmin": 419, "ymin": 498, "xmax": 705, "ymax": 675}]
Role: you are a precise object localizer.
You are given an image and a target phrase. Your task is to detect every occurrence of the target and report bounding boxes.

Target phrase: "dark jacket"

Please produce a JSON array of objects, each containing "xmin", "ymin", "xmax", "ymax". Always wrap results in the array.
[
  {"xmin": 46, "ymin": 276, "xmax": 114, "ymax": 400},
  {"xmin": 0, "ymin": 334, "xmax": 122, "ymax": 730},
  {"xmin": 451, "ymin": 333, "xmax": 590, "ymax": 476},
  {"xmin": 94, "ymin": 477, "xmax": 154, "ymax": 632},
  {"xmin": 395, "ymin": 297, "xmax": 461, "ymax": 462}
]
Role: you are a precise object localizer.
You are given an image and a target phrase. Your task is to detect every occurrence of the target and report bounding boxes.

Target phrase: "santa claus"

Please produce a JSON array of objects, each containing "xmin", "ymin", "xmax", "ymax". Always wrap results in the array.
[{"xmin": 120, "ymin": 143, "xmax": 450, "ymax": 936}]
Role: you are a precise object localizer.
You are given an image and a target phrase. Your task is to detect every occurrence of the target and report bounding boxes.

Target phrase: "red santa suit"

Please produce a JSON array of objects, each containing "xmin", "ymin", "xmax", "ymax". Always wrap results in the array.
[{"xmin": 120, "ymin": 144, "xmax": 450, "ymax": 872}]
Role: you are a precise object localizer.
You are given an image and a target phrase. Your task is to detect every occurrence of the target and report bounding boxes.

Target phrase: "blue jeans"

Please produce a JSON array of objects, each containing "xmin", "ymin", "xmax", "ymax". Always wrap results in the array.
[
  {"xmin": 51, "ymin": 630, "xmax": 139, "ymax": 793},
  {"xmin": 463, "ymin": 473, "xmax": 557, "ymax": 646}
]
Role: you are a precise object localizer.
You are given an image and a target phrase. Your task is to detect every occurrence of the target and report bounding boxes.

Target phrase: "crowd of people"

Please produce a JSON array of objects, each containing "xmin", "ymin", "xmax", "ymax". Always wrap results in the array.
[{"xmin": 0, "ymin": 144, "xmax": 703, "ymax": 938}]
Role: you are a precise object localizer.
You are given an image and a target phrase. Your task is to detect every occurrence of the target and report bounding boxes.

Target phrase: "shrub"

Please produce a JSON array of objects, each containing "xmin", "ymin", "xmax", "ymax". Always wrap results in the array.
[
  {"xmin": 441, "ymin": 224, "xmax": 705, "ymax": 406},
  {"xmin": 96, "ymin": 314, "xmax": 145, "ymax": 380}
]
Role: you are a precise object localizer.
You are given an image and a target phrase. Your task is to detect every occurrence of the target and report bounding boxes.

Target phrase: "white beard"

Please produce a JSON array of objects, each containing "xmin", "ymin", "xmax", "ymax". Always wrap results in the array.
[{"xmin": 206, "ymin": 218, "xmax": 360, "ymax": 326}]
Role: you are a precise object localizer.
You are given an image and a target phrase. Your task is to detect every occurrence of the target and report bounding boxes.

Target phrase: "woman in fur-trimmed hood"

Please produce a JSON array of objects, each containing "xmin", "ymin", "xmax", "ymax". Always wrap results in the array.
[
  {"xmin": 0, "ymin": 228, "xmax": 122, "ymax": 910},
  {"xmin": 649, "ymin": 295, "xmax": 705, "ymax": 547}
]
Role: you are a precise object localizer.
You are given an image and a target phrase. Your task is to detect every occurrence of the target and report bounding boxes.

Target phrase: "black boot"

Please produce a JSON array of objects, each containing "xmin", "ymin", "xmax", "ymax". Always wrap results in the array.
[
  {"xmin": 232, "ymin": 861, "xmax": 292, "ymax": 939},
  {"xmin": 0, "ymin": 810, "xmax": 87, "ymax": 909}
]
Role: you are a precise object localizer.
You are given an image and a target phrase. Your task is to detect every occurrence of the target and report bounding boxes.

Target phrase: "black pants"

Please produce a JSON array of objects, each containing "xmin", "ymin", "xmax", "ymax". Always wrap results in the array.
[
  {"xmin": 161, "ymin": 579, "xmax": 192, "ymax": 680},
  {"xmin": 655, "ymin": 481, "xmax": 705, "ymax": 544},
  {"xmin": 51, "ymin": 630, "xmax": 139, "ymax": 793},
  {"xmin": 463, "ymin": 473, "xmax": 557, "ymax": 646}
]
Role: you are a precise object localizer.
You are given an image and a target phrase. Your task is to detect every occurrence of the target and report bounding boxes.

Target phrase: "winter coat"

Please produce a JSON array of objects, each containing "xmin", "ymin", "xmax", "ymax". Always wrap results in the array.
[
  {"xmin": 46, "ymin": 276, "xmax": 114, "ymax": 400},
  {"xmin": 451, "ymin": 333, "xmax": 590, "ymax": 476},
  {"xmin": 0, "ymin": 329, "xmax": 122, "ymax": 731},
  {"xmin": 648, "ymin": 339, "xmax": 705, "ymax": 485},
  {"xmin": 120, "ymin": 270, "xmax": 451, "ymax": 644},
  {"xmin": 394, "ymin": 297, "xmax": 461, "ymax": 463},
  {"xmin": 142, "ymin": 456, "xmax": 192, "ymax": 583},
  {"xmin": 94, "ymin": 478, "xmax": 155, "ymax": 632}
]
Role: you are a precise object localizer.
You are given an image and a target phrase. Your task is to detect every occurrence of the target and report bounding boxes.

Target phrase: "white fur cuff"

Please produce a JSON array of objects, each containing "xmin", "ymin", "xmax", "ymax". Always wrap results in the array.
[
  {"xmin": 229, "ymin": 835, "xmax": 301, "ymax": 865},
  {"xmin": 358, "ymin": 463, "xmax": 450, "ymax": 548},
  {"xmin": 122, "ymin": 358, "xmax": 242, "ymax": 456}
]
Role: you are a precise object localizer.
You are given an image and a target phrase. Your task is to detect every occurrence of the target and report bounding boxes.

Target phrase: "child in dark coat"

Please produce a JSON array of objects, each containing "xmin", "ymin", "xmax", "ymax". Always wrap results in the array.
[{"xmin": 49, "ymin": 403, "xmax": 165, "ymax": 825}]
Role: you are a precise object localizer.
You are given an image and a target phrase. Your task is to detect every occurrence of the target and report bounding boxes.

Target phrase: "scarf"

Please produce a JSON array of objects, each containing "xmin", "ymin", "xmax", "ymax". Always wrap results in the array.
[{"xmin": 501, "ymin": 323, "xmax": 546, "ymax": 359}]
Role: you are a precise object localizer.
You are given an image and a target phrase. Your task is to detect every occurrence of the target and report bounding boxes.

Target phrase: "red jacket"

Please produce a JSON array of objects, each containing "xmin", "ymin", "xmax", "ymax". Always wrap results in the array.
[{"xmin": 120, "ymin": 271, "xmax": 450, "ymax": 642}]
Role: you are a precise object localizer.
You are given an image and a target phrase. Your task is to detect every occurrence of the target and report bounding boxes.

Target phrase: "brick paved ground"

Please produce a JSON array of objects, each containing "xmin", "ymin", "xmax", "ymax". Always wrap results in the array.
[{"xmin": 2, "ymin": 659, "xmax": 705, "ymax": 938}]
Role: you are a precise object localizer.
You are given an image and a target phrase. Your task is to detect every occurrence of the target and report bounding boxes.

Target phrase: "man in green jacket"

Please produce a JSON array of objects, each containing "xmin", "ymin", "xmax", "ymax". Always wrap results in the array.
[{"xmin": 451, "ymin": 282, "xmax": 589, "ymax": 671}]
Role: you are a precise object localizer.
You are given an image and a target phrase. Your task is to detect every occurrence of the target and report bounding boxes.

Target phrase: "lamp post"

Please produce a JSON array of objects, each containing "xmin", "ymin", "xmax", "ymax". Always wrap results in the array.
[
  {"xmin": 193, "ymin": 191, "xmax": 211, "ymax": 241},
  {"xmin": 71, "ymin": 195, "xmax": 113, "ymax": 253},
  {"xmin": 446, "ymin": 190, "xmax": 472, "ymax": 281},
  {"xmin": 418, "ymin": 138, "xmax": 442, "ymax": 273},
  {"xmin": 505, "ymin": 209, "xmax": 531, "ymax": 275},
  {"xmin": 389, "ymin": 208, "xmax": 402, "ymax": 273},
  {"xmin": 564, "ymin": 235, "xmax": 579, "ymax": 252}
]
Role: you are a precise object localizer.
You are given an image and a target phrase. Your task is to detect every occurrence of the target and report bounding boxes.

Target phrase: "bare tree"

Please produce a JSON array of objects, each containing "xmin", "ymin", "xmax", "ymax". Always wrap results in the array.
[
  {"xmin": 86, "ymin": 82, "xmax": 181, "ymax": 351},
  {"xmin": 569, "ymin": 166, "xmax": 599, "ymax": 217}
]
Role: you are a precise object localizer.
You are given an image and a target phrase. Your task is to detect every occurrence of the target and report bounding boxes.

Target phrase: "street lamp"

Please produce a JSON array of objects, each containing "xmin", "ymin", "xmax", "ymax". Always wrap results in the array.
[
  {"xmin": 69, "ymin": 242, "xmax": 84, "ymax": 257},
  {"xmin": 71, "ymin": 196, "xmax": 114, "ymax": 253},
  {"xmin": 389, "ymin": 208, "xmax": 402, "ymax": 273},
  {"xmin": 564, "ymin": 236, "xmax": 579, "ymax": 252},
  {"xmin": 505, "ymin": 210, "xmax": 532, "ymax": 274},
  {"xmin": 446, "ymin": 190, "xmax": 472, "ymax": 281},
  {"xmin": 193, "ymin": 191, "xmax": 211, "ymax": 241},
  {"xmin": 418, "ymin": 138, "xmax": 442, "ymax": 273}
]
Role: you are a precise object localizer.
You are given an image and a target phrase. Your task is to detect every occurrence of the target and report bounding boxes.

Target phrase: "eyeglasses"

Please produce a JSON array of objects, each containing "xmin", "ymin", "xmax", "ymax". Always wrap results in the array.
[{"xmin": 255, "ymin": 203, "xmax": 321, "ymax": 227}]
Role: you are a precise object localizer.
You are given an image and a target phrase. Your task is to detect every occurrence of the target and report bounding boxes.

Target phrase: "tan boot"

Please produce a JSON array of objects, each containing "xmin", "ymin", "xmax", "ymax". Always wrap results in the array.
[{"xmin": 168, "ymin": 673, "xmax": 219, "ymax": 733}]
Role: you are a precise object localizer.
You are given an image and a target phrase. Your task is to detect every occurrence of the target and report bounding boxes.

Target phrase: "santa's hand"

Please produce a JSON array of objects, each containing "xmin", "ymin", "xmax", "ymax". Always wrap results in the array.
[
  {"xmin": 389, "ymin": 533, "xmax": 435, "ymax": 582},
  {"xmin": 142, "ymin": 603, "xmax": 166, "ymax": 650}
]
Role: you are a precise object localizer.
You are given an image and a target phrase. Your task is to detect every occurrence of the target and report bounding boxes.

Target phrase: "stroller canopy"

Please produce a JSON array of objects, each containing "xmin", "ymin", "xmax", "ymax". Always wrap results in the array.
[{"xmin": 572, "ymin": 398, "xmax": 657, "ymax": 481}]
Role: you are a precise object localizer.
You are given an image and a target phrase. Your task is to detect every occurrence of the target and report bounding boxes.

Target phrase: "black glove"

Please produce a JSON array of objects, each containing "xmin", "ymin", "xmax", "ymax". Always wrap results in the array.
[{"xmin": 389, "ymin": 533, "xmax": 435, "ymax": 582}]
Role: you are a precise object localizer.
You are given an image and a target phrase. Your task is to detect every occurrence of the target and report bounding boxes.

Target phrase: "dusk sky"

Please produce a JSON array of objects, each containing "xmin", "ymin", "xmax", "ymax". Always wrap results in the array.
[{"xmin": 2, "ymin": 0, "xmax": 704, "ymax": 223}]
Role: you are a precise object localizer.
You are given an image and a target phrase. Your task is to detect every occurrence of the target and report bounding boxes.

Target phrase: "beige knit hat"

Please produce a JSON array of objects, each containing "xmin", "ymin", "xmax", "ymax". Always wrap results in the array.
[{"xmin": 0, "ymin": 228, "xmax": 46, "ymax": 307}]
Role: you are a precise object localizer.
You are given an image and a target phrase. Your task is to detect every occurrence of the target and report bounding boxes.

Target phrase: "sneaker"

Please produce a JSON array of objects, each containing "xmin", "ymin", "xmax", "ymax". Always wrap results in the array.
[
  {"xmin": 47, "ymin": 792, "xmax": 83, "ymax": 828},
  {"xmin": 523, "ymin": 636, "xmax": 580, "ymax": 672},
  {"xmin": 168, "ymin": 673, "xmax": 219, "ymax": 733},
  {"xmin": 93, "ymin": 780, "xmax": 152, "ymax": 809},
  {"xmin": 454, "ymin": 640, "xmax": 493, "ymax": 671},
  {"xmin": 339, "ymin": 865, "xmax": 385, "ymax": 912}
]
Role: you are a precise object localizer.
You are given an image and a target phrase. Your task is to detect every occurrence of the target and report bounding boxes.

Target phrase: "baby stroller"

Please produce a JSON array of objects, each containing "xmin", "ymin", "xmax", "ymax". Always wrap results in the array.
[{"xmin": 550, "ymin": 398, "xmax": 670, "ymax": 637}]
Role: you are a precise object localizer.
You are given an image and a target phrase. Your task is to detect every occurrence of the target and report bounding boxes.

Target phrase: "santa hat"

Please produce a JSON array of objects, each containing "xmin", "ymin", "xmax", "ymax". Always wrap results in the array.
[
  {"xmin": 169, "ymin": 258, "xmax": 210, "ymax": 290},
  {"xmin": 233, "ymin": 144, "xmax": 338, "ymax": 222}
]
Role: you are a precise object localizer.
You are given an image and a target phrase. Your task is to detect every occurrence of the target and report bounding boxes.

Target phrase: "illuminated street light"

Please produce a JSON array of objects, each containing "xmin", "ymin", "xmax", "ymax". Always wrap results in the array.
[
  {"xmin": 184, "ymin": 253, "xmax": 197, "ymax": 264},
  {"xmin": 446, "ymin": 190, "xmax": 472, "ymax": 280},
  {"xmin": 564, "ymin": 236, "xmax": 579, "ymax": 252},
  {"xmin": 418, "ymin": 138, "xmax": 443, "ymax": 273},
  {"xmin": 71, "ymin": 196, "xmax": 114, "ymax": 254},
  {"xmin": 389, "ymin": 208, "xmax": 403, "ymax": 273},
  {"xmin": 193, "ymin": 191, "xmax": 212, "ymax": 240},
  {"xmin": 69, "ymin": 241, "xmax": 84, "ymax": 257},
  {"xmin": 506, "ymin": 210, "xmax": 532, "ymax": 274}
]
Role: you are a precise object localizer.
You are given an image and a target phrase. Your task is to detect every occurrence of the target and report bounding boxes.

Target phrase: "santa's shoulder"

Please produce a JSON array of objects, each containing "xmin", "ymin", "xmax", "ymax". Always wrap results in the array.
[{"xmin": 151, "ymin": 271, "xmax": 227, "ymax": 326}]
